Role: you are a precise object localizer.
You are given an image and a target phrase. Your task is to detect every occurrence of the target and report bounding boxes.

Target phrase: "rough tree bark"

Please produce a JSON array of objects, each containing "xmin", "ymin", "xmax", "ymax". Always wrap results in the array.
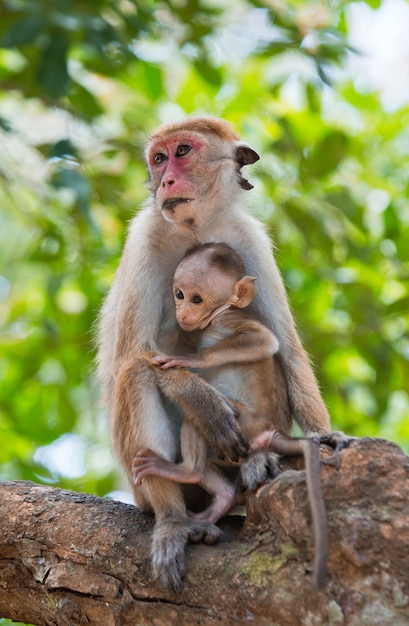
[{"xmin": 0, "ymin": 438, "xmax": 408, "ymax": 626}]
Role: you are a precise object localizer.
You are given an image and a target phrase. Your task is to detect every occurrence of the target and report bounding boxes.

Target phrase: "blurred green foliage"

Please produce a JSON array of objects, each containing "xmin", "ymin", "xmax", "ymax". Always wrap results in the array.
[{"xmin": 0, "ymin": 0, "xmax": 408, "ymax": 546}]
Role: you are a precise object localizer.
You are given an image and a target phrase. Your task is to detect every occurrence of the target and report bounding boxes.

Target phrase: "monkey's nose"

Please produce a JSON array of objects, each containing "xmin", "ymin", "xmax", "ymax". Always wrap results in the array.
[{"xmin": 162, "ymin": 177, "xmax": 175, "ymax": 188}]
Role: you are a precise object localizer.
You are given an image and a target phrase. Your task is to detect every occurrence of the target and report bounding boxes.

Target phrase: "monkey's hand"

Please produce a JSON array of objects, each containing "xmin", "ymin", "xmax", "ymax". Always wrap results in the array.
[
  {"xmin": 317, "ymin": 430, "xmax": 355, "ymax": 453},
  {"xmin": 187, "ymin": 393, "xmax": 249, "ymax": 463},
  {"xmin": 210, "ymin": 398, "xmax": 249, "ymax": 463},
  {"xmin": 153, "ymin": 366, "xmax": 248, "ymax": 461},
  {"xmin": 151, "ymin": 354, "xmax": 204, "ymax": 369},
  {"xmin": 239, "ymin": 450, "xmax": 281, "ymax": 491}
]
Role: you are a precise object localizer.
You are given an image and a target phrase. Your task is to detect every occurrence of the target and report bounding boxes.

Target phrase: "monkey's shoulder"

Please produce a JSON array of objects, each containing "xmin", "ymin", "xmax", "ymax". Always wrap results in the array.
[{"xmin": 200, "ymin": 310, "xmax": 270, "ymax": 347}]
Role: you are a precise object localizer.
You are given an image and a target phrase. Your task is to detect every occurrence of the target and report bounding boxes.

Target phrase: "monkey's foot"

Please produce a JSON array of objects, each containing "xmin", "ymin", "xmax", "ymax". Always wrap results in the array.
[
  {"xmin": 188, "ymin": 483, "xmax": 236, "ymax": 525},
  {"xmin": 318, "ymin": 430, "xmax": 355, "ymax": 453},
  {"xmin": 152, "ymin": 517, "xmax": 221, "ymax": 592},
  {"xmin": 240, "ymin": 450, "xmax": 281, "ymax": 491},
  {"xmin": 133, "ymin": 449, "xmax": 202, "ymax": 487}
]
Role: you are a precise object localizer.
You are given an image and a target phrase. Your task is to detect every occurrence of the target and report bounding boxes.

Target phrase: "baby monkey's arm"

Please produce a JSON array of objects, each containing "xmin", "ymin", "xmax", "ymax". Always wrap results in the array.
[{"xmin": 152, "ymin": 317, "xmax": 278, "ymax": 370}]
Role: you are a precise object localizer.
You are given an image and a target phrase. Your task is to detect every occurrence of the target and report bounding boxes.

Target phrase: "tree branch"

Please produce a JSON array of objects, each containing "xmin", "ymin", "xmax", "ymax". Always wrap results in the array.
[{"xmin": 1, "ymin": 438, "xmax": 409, "ymax": 625}]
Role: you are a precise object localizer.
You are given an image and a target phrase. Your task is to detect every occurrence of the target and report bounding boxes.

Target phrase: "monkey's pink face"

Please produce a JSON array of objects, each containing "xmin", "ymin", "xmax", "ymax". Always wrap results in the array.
[{"xmin": 147, "ymin": 131, "xmax": 227, "ymax": 228}]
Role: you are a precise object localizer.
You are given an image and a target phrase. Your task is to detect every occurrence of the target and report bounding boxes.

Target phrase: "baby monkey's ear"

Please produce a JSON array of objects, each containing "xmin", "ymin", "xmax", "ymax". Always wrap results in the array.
[{"xmin": 231, "ymin": 276, "xmax": 256, "ymax": 308}]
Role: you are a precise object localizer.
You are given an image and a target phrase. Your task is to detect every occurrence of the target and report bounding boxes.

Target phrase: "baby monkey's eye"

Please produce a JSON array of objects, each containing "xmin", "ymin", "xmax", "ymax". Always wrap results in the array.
[
  {"xmin": 191, "ymin": 295, "xmax": 203, "ymax": 304},
  {"xmin": 175, "ymin": 289, "xmax": 184, "ymax": 300}
]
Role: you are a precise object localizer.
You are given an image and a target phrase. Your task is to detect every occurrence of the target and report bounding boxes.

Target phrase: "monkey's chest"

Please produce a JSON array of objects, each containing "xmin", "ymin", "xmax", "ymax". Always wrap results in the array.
[{"xmin": 201, "ymin": 365, "xmax": 258, "ymax": 410}]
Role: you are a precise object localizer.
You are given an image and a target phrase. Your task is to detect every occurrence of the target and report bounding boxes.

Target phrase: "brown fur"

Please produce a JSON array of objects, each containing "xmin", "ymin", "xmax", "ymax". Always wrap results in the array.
[
  {"xmin": 148, "ymin": 117, "xmax": 241, "ymax": 143},
  {"xmin": 134, "ymin": 243, "xmax": 286, "ymax": 520},
  {"xmin": 97, "ymin": 117, "xmax": 333, "ymax": 591},
  {"xmin": 134, "ymin": 243, "xmax": 328, "ymax": 588}
]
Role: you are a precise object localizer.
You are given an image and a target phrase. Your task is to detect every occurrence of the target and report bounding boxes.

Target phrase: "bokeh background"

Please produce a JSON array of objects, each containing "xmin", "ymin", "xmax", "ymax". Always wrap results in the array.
[{"xmin": 1, "ymin": 0, "xmax": 408, "ymax": 573}]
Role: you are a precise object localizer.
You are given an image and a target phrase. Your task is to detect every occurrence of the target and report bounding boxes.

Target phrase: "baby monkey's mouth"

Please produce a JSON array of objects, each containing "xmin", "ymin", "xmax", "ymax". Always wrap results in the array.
[{"xmin": 162, "ymin": 198, "xmax": 192, "ymax": 213}]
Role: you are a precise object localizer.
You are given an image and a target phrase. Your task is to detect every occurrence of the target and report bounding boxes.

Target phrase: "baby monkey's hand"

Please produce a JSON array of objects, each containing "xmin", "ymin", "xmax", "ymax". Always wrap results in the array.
[{"xmin": 150, "ymin": 354, "xmax": 204, "ymax": 369}]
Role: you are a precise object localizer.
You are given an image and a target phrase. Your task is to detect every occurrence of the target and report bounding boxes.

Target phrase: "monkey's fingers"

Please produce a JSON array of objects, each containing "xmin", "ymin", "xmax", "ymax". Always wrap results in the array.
[
  {"xmin": 319, "ymin": 430, "xmax": 355, "ymax": 453},
  {"xmin": 133, "ymin": 467, "xmax": 151, "ymax": 486},
  {"xmin": 133, "ymin": 461, "xmax": 164, "ymax": 486},
  {"xmin": 150, "ymin": 354, "xmax": 197, "ymax": 369},
  {"xmin": 133, "ymin": 449, "xmax": 166, "ymax": 484},
  {"xmin": 149, "ymin": 355, "xmax": 175, "ymax": 366},
  {"xmin": 216, "ymin": 428, "xmax": 249, "ymax": 463},
  {"xmin": 160, "ymin": 358, "xmax": 194, "ymax": 369},
  {"xmin": 152, "ymin": 518, "xmax": 221, "ymax": 592},
  {"xmin": 164, "ymin": 355, "xmax": 202, "ymax": 369},
  {"xmin": 240, "ymin": 450, "xmax": 281, "ymax": 490},
  {"xmin": 187, "ymin": 520, "xmax": 222, "ymax": 545}
]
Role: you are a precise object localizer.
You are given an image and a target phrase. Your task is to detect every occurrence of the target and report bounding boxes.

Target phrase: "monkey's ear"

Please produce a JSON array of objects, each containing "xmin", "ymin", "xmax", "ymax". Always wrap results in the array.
[
  {"xmin": 235, "ymin": 145, "xmax": 260, "ymax": 190},
  {"xmin": 231, "ymin": 276, "xmax": 256, "ymax": 308}
]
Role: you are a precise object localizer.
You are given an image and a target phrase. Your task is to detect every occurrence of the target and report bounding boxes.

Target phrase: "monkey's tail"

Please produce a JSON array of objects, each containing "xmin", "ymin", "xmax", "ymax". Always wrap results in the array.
[
  {"xmin": 151, "ymin": 517, "xmax": 221, "ymax": 592},
  {"xmin": 304, "ymin": 440, "xmax": 329, "ymax": 589}
]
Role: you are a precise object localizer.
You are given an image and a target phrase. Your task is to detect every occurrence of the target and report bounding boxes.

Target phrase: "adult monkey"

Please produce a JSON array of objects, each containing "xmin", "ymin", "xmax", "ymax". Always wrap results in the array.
[{"xmin": 97, "ymin": 116, "xmax": 346, "ymax": 592}]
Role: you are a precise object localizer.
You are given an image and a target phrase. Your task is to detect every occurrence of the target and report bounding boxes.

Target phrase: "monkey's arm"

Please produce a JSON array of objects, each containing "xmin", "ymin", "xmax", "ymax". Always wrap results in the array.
[
  {"xmin": 198, "ymin": 317, "xmax": 279, "ymax": 368},
  {"xmin": 152, "ymin": 317, "xmax": 279, "ymax": 370}
]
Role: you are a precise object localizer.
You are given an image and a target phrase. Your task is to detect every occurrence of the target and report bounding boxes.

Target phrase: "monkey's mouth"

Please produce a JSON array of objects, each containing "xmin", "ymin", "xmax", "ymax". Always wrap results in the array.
[
  {"xmin": 162, "ymin": 198, "xmax": 192, "ymax": 213},
  {"xmin": 178, "ymin": 322, "xmax": 195, "ymax": 331}
]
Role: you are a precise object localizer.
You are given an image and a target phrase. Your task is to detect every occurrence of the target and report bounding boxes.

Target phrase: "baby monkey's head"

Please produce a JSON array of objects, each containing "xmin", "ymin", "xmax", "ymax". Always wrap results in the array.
[{"xmin": 173, "ymin": 242, "xmax": 256, "ymax": 331}]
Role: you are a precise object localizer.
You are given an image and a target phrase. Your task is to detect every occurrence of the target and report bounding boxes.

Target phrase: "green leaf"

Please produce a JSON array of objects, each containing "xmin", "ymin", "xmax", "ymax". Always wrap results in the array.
[
  {"xmin": 193, "ymin": 58, "xmax": 222, "ymax": 87},
  {"xmin": 68, "ymin": 82, "xmax": 104, "ymax": 119},
  {"xmin": 0, "ymin": 115, "xmax": 12, "ymax": 131},
  {"xmin": 37, "ymin": 34, "xmax": 69, "ymax": 97},
  {"xmin": 1, "ymin": 16, "xmax": 45, "ymax": 48},
  {"xmin": 326, "ymin": 188, "xmax": 361, "ymax": 221},
  {"xmin": 51, "ymin": 168, "xmax": 90, "ymax": 218},
  {"xmin": 49, "ymin": 139, "xmax": 78, "ymax": 160},
  {"xmin": 301, "ymin": 131, "xmax": 349, "ymax": 178},
  {"xmin": 142, "ymin": 62, "xmax": 163, "ymax": 100}
]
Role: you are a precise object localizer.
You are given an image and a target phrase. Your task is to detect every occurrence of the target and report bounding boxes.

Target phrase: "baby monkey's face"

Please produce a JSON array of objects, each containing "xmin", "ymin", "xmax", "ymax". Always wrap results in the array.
[{"xmin": 173, "ymin": 257, "xmax": 235, "ymax": 331}]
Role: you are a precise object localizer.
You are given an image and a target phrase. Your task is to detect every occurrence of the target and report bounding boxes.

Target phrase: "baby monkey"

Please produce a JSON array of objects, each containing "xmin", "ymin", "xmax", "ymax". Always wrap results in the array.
[{"xmin": 133, "ymin": 242, "xmax": 328, "ymax": 588}]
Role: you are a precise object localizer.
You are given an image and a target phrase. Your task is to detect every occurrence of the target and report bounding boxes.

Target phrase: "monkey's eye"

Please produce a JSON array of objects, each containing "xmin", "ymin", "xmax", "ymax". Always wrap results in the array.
[
  {"xmin": 191, "ymin": 295, "xmax": 203, "ymax": 304},
  {"xmin": 153, "ymin": 152, "xmax": 167, "ymax": 165},
  {"xmin": 175, "ymin": 289, "xmax": 184, "ymax": 300},
  {"xmin": 176, "ymin": 144, "xmax": 192, "ymax": 157}
]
